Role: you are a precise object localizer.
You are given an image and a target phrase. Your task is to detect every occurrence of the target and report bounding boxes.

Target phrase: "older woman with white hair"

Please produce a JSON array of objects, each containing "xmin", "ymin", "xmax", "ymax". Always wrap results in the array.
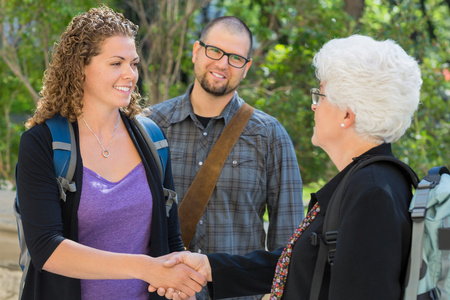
[{"xmin": 152, "ymin": 34, "xmax": 423, "ymax": 300}]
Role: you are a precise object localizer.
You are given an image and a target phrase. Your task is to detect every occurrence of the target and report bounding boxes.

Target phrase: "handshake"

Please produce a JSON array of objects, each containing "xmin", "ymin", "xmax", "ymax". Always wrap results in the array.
[{"xmin": 147, "ymin": 251, "xmax": 211, "ymax": 299}]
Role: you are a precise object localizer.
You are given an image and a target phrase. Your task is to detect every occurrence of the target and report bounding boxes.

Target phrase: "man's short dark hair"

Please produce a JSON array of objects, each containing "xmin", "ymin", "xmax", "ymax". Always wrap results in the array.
[{"xmin": 200, "ymin": 16, "xmax": 253, "ymax": 58}]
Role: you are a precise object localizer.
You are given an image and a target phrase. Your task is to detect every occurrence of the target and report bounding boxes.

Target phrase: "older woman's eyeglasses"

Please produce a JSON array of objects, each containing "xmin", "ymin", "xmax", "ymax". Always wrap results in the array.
[
  {"xmin": 310, "ymin": 88, "xmax": 327, "ymax": 105},
  {"xmin": 198, "ymin": 40, "xmax": 251, "ymax": 69}
]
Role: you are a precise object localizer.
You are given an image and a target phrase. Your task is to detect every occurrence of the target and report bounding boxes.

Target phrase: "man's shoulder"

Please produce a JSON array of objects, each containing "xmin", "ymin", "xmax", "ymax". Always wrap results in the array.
[
  {"xmin": 151, "ymin": 96, "xmax": 183, "ymax": 112},
  {"xmin": 246, "ymin": 106, "xmax": 288, "ymax": 134},
  {"xmin": 250, "ymin": 108, "xmax": 279, "ymax": 124},
  {"xmin": 148, "ymin": 96, "xmax": 184, "ymax": 126}
]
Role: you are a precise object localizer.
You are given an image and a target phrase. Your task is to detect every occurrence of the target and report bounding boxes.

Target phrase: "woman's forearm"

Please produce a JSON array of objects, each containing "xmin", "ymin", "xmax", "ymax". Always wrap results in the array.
[{"xmin": 42, "ymin": 239, "xmax": 206, "ymax": 295}]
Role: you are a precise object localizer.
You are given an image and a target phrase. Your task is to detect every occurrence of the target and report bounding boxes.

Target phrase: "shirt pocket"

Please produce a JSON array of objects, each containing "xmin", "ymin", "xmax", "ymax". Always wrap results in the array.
[
  {"xmin": 169, "ymin": 148, "xmax": 190, "ymax": 180},
  {"xmin": 216, "ymin": 151, "xmax": 264, "ymax": 188},
  {"xmin": 170, "ymin": 149, "xmax": 185, "ymax": 161}
]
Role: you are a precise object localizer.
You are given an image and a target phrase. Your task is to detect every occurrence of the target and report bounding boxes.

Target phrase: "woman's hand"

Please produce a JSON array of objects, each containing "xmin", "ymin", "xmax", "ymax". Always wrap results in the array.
[
  {"xmin": 147, "ymin": 251, "xmax": 212, "ymax": 299},
  {"xmin": 139, "ymin": 254, "xmax": 206, "ymax": 297}
]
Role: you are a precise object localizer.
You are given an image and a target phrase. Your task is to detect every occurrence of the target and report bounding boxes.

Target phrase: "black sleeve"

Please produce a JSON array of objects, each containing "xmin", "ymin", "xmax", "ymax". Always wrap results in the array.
[
  {"xmin": 207, "ymin": 248, "xmax": 282, "ymax": 299},
  {"xmin": 16, "ymin": 125, "xmax": 66, "ymax": 270}
]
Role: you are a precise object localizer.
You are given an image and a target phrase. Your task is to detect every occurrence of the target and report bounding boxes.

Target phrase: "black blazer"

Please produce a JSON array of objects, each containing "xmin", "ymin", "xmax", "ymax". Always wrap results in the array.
[
  {"xmin": 208, "ymin": 143, "xmax": 412, "ymax": 300},
  {"xmin": 17, "ymin": 112, "xmax": 184, "ymax": 300}
]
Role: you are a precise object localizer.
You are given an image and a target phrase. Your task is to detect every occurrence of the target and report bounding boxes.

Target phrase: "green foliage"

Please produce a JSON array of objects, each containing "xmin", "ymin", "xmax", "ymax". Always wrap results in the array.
[
  {"xmin": 0, "ymin": 0, "xmax": 111, "ymax": 185},
  {"xmin": 219, "ymin": 0, "xmax": 358, "ymax": 182},
  {"xmin": 357, "ymin": 0, "xmax": 450, "ymax": 178},
  {"xmin": 221, "ymin": 0, "xmax": 449, "ymax": 182},
  {"xmin": 0, "ymin": 0, "xmax": 448, "ymax": 186}
]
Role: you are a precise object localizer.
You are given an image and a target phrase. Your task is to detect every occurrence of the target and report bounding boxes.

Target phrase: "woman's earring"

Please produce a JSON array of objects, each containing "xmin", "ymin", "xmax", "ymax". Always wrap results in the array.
[{"xmin": 341, "ymin": 123, "xmax": 345, "ymax": 127}]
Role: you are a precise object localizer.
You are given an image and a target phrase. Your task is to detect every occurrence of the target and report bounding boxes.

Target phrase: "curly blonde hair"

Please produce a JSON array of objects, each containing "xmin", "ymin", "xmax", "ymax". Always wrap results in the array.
[{"xmin": 27, "ymin": 5, "xmax": 142, "ymax": 128}]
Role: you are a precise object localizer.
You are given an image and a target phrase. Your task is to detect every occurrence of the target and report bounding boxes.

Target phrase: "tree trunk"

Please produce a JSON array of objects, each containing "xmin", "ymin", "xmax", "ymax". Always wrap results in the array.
[
  {"xmin": 343, "ymin": 0, "xmax": 365, "ymax": 21},
  {"xmin": 126, "ymin": 0, "xmax": 210, "ymax": 104}
]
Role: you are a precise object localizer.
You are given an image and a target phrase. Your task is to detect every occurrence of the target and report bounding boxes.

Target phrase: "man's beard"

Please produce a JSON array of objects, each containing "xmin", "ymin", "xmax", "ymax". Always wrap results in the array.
[{"xmin": 198, "ymin": 74, "xmax": 240, "ymax": 97}]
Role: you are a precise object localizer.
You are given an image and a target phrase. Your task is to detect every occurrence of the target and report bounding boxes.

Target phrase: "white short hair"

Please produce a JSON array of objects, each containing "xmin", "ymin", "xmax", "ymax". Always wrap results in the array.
[{"xmin": 313, "ymin": 34, "xmax": 422, "ymax": 143}]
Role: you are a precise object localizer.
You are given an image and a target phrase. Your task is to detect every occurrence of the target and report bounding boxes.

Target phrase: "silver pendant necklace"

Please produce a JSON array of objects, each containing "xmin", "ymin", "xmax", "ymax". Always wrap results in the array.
[{"xmin": 82, "ymin": 115, "xmax": 120, "ymax": 158}]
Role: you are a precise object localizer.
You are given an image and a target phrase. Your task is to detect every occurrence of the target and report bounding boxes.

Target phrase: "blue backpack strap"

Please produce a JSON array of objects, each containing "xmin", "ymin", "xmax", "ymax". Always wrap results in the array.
[
  {"xmin": 45, "ymin": 115, "xmax": 77, "ymax": 201},
  {"xmin": 133, "ymin": 115, "xmax": 169, "ymax": 180},
  {"xmin": 133, "ymin": 115, "xmax": 177, "ymax": 217}
]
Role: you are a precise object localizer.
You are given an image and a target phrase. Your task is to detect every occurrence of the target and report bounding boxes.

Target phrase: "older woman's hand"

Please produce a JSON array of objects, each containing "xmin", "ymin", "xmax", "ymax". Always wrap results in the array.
[
  {"xmin": 148, "ymin": 251, "xmax": 212, "ymax": 299},
  {"xmin": 138, "ymin": 254, "xmax": 206, "ymax": 298}
]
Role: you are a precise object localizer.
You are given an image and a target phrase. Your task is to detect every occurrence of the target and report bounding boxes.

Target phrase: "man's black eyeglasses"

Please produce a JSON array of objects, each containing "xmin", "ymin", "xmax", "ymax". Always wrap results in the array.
[{"xmin": 198, "ymin": 41, "xmax": 250, "ymax": 69}]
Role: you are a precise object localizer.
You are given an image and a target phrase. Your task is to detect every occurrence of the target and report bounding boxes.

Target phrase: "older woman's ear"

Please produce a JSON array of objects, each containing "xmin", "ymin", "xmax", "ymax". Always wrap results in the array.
[{"xmin": 341, "ymin": 108, "xmax": 355, "ymax": 129}]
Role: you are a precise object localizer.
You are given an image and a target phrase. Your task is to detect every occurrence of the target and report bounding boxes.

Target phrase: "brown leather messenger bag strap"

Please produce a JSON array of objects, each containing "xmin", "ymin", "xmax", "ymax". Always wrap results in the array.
[{"xmin": 178, "ymin": 103, "xmax": 255, "ymax": 248}]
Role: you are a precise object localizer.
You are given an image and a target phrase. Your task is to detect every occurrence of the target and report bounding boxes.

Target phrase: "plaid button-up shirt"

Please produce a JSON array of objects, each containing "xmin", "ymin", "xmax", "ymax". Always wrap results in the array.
[{"xmin": 149, "ymin": 87, "xmax": 303, "ymax": 299}]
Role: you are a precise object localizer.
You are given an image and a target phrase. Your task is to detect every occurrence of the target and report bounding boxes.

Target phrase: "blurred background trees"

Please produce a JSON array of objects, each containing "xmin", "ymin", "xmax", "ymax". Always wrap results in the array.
[{"xmin": 1, "ymin": 0, "xmax": 448, "ymax": 187}]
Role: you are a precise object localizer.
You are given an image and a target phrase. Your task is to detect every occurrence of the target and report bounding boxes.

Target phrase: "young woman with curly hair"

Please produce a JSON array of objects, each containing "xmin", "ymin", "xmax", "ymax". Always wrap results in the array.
[{"xmin": 16, "ymin": 6, "xmax": 205, "ymax": 300}]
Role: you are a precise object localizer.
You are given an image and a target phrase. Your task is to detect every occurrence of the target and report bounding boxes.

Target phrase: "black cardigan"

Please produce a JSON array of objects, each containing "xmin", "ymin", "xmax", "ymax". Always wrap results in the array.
[
  {"xmin": 16, "ymin": 113, "xmax": 184, "ymax": 300},
  {"xmin": 208, "ymin": 143, "xmax": 412, "ymax": 300}
]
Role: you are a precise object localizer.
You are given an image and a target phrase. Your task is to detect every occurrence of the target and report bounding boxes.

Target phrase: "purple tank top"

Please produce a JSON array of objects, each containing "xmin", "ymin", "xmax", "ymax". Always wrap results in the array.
[{"xmin": 78, "ymin": 162, "xmax": 152, "ymax": 300}]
